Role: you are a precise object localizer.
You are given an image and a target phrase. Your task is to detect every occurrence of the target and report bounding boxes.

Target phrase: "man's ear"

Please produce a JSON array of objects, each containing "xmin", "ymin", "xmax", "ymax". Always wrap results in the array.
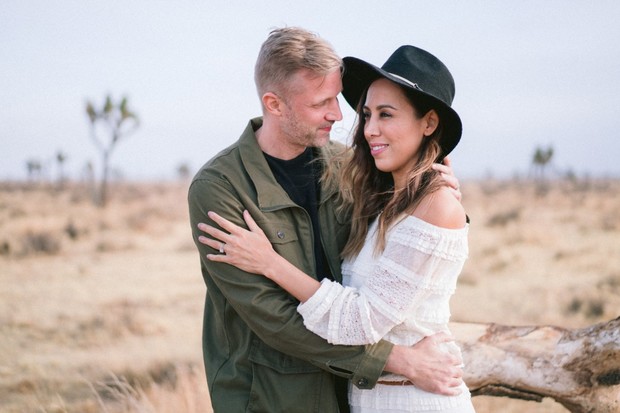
[
  {"xmin": 424, "ymin": 110, "xmax": 439, "ymax": 136},
  {"xmin": 262, "ymin": 92, "xmax": 282, "ymax": 116}
]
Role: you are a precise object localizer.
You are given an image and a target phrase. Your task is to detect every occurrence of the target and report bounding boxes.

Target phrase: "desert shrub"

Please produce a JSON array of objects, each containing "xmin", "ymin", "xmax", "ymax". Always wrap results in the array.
[
  {"xmin": 566, "ymin": 297, "xmax": 582, "ymax": 314},
  {"xmin": 566, "ymin": 296, "xmax": 606, "ymax": 319},
  {"xmin": 486, "ymin": 208, "xmax": 521, "ymax": 227},
  {"xmin": 0, "ymin": 240, "xmax": 10, "ymax": 255},
  {"xmin": 92, "ymin": 363, "xmax": 210, "ymax": 413},
  {"xmin": 585, "ymin": 299, "xmax": 605, "ymax": 318},
  {"xmin": 597, "ymin": 274, "xmax": 620, "ymax": 293},
  {"xmin": 21, "ymin": 231, "xmax": 61, "ymax": 255},
  {"xmin": 65, "ymin": 220, "xmax": 80, "ymax": 240},
  {"xmin": 600, "ymin": 213, "xmax": 618, "ymax": 231},
  {"xmin": 111, "ymin": 362, "xmax": 178, "ymax": 392}
]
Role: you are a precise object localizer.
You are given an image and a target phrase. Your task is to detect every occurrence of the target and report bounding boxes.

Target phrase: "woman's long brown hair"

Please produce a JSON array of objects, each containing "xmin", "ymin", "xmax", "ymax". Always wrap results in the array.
[{"xmin": 335, "ymin": 85, "xmax": 447, "ymax": 258}]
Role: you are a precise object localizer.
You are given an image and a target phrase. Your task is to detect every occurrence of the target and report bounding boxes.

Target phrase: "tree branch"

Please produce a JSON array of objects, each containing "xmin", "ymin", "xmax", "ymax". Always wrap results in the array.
[{"xmin": 452, "ymin": 317, "xmax": 620, "ymax": 413}]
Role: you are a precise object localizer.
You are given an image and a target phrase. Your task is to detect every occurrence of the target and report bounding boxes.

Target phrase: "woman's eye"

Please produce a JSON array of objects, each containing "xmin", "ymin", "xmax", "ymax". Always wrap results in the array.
[{"xmin": 380, "ymin": 111, "xmax": 392, "ymax": 118}]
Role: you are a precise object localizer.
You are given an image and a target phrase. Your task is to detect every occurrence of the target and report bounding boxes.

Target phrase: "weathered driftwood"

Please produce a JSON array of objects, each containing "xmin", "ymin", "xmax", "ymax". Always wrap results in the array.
[{"xmin": 451, "ymin": 317, "xmax": 620, "ymax": 413}]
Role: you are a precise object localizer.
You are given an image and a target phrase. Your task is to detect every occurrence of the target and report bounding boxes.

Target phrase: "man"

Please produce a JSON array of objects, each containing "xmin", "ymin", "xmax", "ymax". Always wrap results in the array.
[{"xmin": 188, "ymin": 27, "xmax": 463, "ymax": 413}]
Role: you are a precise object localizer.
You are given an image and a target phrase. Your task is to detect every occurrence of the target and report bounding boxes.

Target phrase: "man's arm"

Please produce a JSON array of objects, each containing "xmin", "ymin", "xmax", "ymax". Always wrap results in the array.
[{"xmin": 386, "ymin": 334, "xmax": 464, "ymax": 396}]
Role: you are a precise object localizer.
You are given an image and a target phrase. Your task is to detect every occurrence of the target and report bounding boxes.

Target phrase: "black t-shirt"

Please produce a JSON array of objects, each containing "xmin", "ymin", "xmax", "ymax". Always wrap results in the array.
[{"xmin": 264, "ymin": 148, "xmax": 333, "ymax": 281}]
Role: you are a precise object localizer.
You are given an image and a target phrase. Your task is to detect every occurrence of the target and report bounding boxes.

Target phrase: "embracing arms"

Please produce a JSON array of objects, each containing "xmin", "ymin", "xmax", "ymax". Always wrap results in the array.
[
  {"xmin": 201, "ymin": 186, "xmax": 465, "ymax": 345},
  {"xmin": 192, "ymin": 156, "xmax": 465, "ymax": 395},
  {"xmin": 199, "ymin": 207, "xmax": 464, "ymax": 394}
]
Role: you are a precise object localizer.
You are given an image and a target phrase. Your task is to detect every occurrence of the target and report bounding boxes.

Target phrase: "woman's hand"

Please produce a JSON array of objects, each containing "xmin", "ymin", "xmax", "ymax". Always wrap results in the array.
[
  {"xmin": 432, "ymin": 156, "xmax": 462, "ymax": 202},
  {"xmin": 198, "ymin": 210, "xmax": 278, "ymax": 277},
  {"xmin": 199, "ymin": 210, "xmax": 321, "ymax": 302}
]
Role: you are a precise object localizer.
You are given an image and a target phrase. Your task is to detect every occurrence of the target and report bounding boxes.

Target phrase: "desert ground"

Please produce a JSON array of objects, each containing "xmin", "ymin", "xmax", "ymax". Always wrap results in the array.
[{"xmin": 1, "ymin": 177, "xmax": 619, "ymax": 412}]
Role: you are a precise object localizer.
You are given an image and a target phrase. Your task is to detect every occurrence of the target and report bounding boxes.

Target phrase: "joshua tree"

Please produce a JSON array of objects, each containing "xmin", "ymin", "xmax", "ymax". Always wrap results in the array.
[
  {"xmin": 530, "ymin": 145, "xmax": 554, "ymax": 180},
  {"xmin": 177, "ymin": 162, "xmax": 192, "ymax": 181},
  {"xmin": 26, "ymin": 159, "xmax": 42, "ymax": 182},
  {"xmin": 85, "ymin": 95, "xmax": 139, "ymax": 206},
  {"xmin": 55, "ymin": 150, "xmax": 67, "ymax": 187}
]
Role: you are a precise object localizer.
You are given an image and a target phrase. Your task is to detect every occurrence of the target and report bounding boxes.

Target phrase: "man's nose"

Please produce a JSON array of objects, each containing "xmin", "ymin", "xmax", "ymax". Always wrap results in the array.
[{"xmin": 327, "ymin": 98, "xmax": 343, "ymax": 122}]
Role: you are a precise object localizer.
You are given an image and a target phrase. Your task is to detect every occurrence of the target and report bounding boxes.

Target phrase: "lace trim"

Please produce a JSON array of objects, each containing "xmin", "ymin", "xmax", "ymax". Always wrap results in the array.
[{"xmin": 389, "ymin": 215, "xmax": 468, "ymax": 262}]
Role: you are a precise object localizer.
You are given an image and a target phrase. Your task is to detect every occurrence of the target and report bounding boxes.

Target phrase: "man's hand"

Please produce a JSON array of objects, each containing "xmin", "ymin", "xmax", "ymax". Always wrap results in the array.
[
  {"xmin": 432, "ymin": 156, "xmax": 462, "ymax": 202},
  {"xmin": 384, "ymin": 332, "xmax": 464, "ymax": 396}
]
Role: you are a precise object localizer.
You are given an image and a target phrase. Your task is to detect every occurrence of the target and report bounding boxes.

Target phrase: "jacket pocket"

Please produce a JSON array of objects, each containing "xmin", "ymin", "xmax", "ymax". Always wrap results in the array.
[
  {"xmin": 247, "ymin": 340, "xmax": 339, "ymax": 413},
  {"xmin": 254, "ymin": 219, "xmax": 299, "ymax": 246}
]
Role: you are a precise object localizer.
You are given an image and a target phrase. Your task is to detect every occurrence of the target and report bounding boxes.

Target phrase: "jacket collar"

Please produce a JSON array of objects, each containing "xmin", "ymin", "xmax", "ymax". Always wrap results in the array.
[
  {"xmin": 239, "ymin": 117, "xmax": 298, "ymax": 210},
  {"xmin": 238, "ymin": 117, "xmax": 338, "ymax": 210}
]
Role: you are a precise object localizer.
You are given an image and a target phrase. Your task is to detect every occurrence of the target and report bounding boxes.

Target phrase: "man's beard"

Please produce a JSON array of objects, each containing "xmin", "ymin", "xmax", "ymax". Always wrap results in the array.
[{"xmin": 281, "ymin": 112, "xmax": 329, "ymax": 149}]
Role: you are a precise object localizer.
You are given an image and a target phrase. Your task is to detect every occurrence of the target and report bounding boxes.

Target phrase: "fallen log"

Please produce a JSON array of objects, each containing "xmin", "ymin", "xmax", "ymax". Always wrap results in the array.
[{"xmin": 452, "ymin": 316, "xmax": 620, "ymax": 413}]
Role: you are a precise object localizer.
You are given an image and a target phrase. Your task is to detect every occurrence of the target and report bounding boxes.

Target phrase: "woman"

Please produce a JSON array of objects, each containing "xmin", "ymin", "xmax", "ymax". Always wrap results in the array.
[{"xmin": 199, "ymin": 45, "xmax": 475, "ymax": 412}]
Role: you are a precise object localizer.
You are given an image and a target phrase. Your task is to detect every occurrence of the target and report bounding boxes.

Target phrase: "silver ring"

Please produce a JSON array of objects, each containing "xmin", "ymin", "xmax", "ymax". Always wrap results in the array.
[{"xmin": 219, "ymin": 243, "xmax": 226, "ymax": 254}]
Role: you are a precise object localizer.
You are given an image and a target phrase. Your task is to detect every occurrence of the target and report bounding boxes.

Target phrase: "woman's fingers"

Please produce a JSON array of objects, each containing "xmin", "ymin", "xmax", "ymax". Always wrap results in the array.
[
  {"xmin": 207, "ymin": 211, "xmax": 240, "ymax": 234},
  {"xmin": 197, "ymin": 222, "xmax": 230, "ymax": 244},
  {"xmin": 196, "ymin": 226, "xmax": 229, "ymax": 257},
  {"xmin": 198, "ymin": 234, "xmax": 221, "ymax": 250},
  {"xmin": 242, "ymin": 210, "xmax": 264, "ymax": 235},
  {"xmin": 198, "ymin": 210, "xmax": 251, "ymax": 245}
]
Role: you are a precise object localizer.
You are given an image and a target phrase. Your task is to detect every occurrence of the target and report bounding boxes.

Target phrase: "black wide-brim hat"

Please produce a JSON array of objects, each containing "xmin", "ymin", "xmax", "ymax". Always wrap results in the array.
[{"xmin": 342, "ymin": 45, "xmax": 462, "ymax": 158}]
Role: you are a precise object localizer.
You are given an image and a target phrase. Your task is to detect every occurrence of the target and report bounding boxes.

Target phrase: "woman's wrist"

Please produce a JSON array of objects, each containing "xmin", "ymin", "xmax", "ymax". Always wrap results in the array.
[{"xmin": 262, "ymin": 253, "xmax": 285, "ymax": 281}]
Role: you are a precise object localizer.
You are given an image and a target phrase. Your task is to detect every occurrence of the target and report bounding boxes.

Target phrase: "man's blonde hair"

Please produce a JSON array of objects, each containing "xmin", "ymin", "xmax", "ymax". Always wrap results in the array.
[{"xmin": 254, "ymin": 27, "xmax": 342, "ymax": 100}]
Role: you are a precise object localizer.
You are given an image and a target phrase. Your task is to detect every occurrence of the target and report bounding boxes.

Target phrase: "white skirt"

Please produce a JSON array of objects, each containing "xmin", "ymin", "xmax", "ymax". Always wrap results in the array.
[{"xmin": 349, "ymin": 381, "xmax": 476, "ymax": 413}]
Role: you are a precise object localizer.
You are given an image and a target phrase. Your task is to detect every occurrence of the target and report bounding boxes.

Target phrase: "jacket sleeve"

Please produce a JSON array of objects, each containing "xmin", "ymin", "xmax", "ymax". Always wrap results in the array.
[{"xmin": 188, "ymin": 176, "xmax": 393, "ymax": 389}]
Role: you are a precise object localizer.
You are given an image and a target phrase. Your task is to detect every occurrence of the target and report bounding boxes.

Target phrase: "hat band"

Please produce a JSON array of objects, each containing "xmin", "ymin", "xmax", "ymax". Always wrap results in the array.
[{"xmin": 388, "ymin": 72, "xmax": 423, "ymax": 91}]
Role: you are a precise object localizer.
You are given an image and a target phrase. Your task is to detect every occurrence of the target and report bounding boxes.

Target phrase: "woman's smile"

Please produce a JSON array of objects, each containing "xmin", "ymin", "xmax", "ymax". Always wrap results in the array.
[{"xmin": 369, "ymin": 143, "xmax": 389, "ymax": 156}]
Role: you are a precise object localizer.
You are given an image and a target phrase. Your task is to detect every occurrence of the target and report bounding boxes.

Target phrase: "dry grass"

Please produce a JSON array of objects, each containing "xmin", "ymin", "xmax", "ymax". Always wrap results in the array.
[{"xmin": 0, "ymin": 178, "xmax": 619, "ymax": 412}]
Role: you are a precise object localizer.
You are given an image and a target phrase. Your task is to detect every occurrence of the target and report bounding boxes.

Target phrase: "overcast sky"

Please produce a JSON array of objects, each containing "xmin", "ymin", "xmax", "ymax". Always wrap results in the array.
[{"xmin": 2, "ymin": 1, "xmax": 619, "ymax": 181}]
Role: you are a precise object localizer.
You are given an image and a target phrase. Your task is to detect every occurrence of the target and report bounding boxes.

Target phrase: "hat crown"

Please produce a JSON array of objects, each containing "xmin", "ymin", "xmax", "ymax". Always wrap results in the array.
[{"xmin": 381, "ymin": 45, "xmax": 455, "ymax": 107}]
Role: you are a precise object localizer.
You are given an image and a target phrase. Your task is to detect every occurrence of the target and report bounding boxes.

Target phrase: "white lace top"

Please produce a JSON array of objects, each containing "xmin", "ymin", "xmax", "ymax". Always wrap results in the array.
[{"xmin": 298, "ymin": 214, "xmax": 474, "ymax": 412}]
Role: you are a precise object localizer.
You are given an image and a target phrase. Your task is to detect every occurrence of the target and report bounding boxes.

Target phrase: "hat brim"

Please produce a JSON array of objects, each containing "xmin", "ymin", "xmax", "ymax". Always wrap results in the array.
[{"xmin": 342, "ymin": 56, "xmax": 462, "ymax": 158}]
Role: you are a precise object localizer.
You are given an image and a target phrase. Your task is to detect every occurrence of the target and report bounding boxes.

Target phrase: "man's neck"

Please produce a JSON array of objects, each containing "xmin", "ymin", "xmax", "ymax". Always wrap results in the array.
[{"xmin": 255, "ymin": 124, "xmax": 307, "ymax": 161}]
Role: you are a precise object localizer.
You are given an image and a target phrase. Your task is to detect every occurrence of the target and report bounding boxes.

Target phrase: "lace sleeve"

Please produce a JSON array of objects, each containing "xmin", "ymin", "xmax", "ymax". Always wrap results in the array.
[{"xmin": 298, "ymin": 219, "xmax": 467, "ymax": 345}]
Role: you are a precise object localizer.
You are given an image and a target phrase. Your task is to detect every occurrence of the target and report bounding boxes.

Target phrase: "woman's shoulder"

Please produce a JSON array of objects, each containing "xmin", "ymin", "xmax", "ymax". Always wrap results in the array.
[{"xmin": 411, "ymin": 186, "xmax": 466, "ymax": 230}]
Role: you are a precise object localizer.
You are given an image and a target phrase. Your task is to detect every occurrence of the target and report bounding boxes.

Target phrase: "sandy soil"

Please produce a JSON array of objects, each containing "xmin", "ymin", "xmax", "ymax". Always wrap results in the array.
[{"xmin": 1, "ymin": 178, "xmax": 618, "ymax": 412}]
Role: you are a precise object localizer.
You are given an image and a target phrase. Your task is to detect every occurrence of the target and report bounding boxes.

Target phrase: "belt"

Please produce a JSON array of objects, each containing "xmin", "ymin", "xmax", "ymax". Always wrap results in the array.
[{"xmin": 377, "ymin": 380, "xmax": 415, "ymax": 386}]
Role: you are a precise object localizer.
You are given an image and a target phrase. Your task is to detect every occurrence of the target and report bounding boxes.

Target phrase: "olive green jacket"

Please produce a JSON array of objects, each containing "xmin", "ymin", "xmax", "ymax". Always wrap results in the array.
[{"xmin": 188, "ymin": 118, "xmax": 393, "ymax": 412}]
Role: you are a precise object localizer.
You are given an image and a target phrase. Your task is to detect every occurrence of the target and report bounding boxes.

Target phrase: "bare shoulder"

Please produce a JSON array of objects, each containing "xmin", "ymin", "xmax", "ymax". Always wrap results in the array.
[{"xmin": 412, "ymin": 187, "xmax": 467, "ymax": 229}]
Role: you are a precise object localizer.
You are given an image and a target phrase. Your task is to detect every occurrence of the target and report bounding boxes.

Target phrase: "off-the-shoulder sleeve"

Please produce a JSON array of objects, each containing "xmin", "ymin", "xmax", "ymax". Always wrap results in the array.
[{"xmin": 297, "ymin": 218, "xmax": 467, "ymax": 345}]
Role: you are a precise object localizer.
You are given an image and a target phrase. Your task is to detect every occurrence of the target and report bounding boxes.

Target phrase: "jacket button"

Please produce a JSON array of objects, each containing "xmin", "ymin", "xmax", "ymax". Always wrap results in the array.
[
  {"xmin": 357, "ymin": 378, "xmax": 368, "ymax": 387},
  {"xmin": 277, "ymin": 231, "xmax": 285, "ymax": 239}
]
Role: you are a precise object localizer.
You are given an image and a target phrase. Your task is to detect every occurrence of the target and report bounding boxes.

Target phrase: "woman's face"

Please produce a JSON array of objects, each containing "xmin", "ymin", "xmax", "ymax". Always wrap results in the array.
[{"xmin": 362, "ymin": 78, "xmax": 437, "ymax": 190}]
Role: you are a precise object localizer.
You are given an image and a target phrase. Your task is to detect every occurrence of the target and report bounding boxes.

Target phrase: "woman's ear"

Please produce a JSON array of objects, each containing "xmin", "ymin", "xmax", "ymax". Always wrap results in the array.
[
  {"xmin": 262, "ymin": 92, "xmax": 282, "ymax": 116},
  {"xmin": 423, "ymin": 110, "xmax": 439, "ymax": 136}
]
